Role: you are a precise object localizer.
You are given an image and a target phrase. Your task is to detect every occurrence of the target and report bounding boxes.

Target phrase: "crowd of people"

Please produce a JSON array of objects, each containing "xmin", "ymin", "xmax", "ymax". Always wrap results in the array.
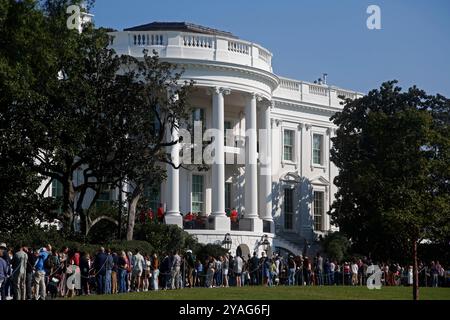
[{"xmin": 0, "ymin": 241, "xmax": 447, "ymax": 300}]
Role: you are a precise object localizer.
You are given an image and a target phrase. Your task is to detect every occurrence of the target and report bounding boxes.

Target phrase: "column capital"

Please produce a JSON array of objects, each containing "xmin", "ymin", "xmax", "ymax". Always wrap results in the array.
[
  {"xmin": 244, "ymin": 91, "xmax": 263, "ymax": 102},
  {"xmin": 207, "ymin": 86, "xmax": 231, "ymax": 96}
]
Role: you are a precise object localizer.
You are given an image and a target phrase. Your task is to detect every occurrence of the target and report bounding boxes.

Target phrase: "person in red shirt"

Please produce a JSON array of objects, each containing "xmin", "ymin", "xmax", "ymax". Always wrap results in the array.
[
  {"xmin": 147, "ymin": 208, "xmax": 154, "ymax": 222},
  {"xmin": 230, "ymin": 208, "xmax": 238, "ymax": 223},
  {"xmin": 157, "ymin": 203, "xmax": 165, "ymax": 223},
  {"xmin": 184, "ymin": 212, "xmax": 194, "ymax": 229}
]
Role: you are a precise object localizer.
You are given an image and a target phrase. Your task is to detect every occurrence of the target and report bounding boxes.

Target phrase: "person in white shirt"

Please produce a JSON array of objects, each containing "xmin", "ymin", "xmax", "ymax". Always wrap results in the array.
[
  {"xmin": 131, "ymin": 249, "xmax": 145, "ymax": 292},
  {"xmin": 330, "ymin": 260, "xmax": 336, "ymax": 285},
  {"xmin": 171, "ymin": 251, "xmax": 182, "ymax": 289},
  {"xmin": 233, "ymin": 255, "xmax": 243, "ymax": 287},
  {"xmin": 351, "ymin": 260, "xmax": 359, "ymax": 286}
]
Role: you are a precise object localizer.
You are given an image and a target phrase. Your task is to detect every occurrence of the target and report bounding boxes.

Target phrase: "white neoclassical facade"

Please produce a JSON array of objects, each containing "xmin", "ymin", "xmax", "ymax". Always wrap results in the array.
[{"xmin": 45, "ymin": 22, "xmax": 362, "ymax": 257}]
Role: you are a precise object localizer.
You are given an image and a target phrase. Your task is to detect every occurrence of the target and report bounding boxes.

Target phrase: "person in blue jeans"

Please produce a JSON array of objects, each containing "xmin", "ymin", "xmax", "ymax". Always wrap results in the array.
[
  {"xmin": 104, "ymin": 249, "xmax": 114, "ymax": 294},
  {"xmin": 287, "ymin": 255, "xmax": 296, "ymax": 286},
  {"xmin": 94, "ymin": 247, "xmax": 107, "ymax": 294},
  {"xmin": 118, "ymin": 251, "xmax": 127, "ymax": 293}
]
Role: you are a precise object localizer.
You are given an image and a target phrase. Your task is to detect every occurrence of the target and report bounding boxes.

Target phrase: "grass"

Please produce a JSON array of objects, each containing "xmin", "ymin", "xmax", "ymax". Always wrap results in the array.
[{"xmin": 73, "ymin": 286, "xmax": 450, "ymax": 300}]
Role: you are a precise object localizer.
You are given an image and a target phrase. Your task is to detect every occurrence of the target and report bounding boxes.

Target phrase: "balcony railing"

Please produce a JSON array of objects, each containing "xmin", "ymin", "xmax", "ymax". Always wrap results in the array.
[
  {"xmin": 109, "ymin": 30, "xmax": 273, "ymax": 72},
  {"xmin": 275, "ymin": 76, "xmax": 363, "ymax": 108}
]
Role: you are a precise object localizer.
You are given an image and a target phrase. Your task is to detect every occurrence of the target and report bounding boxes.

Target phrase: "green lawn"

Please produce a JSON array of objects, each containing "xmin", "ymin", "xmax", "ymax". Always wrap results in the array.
[{"xmin": 74, "ymin": 286, "xmax": 450, "ymax": 300}]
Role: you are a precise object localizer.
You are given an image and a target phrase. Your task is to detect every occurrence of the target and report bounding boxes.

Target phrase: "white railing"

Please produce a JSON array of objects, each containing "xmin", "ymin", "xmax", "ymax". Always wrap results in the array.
[
  {"xmin": 132, "ymin": 33, "xmax": 164, "ymax": 46},
  {"xmin": 110, "ymin": 30, "xmax": 272, "ymax": 72},
  {"xmin": 308, "ymin": 84, "xmax": 328, "ymax": 96},
  {"xmin": 228, "ymin": 40, "xmax": 250, "ymax": 55},
  {"xmin": 275, "ymin": 77, "xmax": 362, "ymax": 108},
  {"xmin": 183, "ymin": 34, "xmax": 215, "ymax": 49},
  {"xmin": 336, "ymin": 89, "xmax": 356, "ymax": 100},
  {"xmin": 258, "ymin": 47, "xmax": 271, "ymax": 63},
  {"xmin": 280, "ymin": 78, "xmax": 300, "ymax": 91}
]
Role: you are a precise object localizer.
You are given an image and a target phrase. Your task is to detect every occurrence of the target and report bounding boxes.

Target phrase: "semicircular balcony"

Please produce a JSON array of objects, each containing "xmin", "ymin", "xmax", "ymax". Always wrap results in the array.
[{"xmin": 108, "ymin": 21, "xmax": 273, "ymax": 74}]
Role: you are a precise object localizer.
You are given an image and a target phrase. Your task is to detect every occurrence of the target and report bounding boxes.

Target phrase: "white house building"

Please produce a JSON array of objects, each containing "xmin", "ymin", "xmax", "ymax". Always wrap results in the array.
[{"xmin": 50, "ymin": 21, "xmax": 363, "ymax": 257}]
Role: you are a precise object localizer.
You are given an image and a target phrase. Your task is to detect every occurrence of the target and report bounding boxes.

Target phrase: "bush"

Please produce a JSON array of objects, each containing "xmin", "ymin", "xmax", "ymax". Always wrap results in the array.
[
  {"xmin": 320, "ymin": 232, "xmax": 351, "ymax": 262},
  {"xmin": 0, "ymin": 225, "xmax": 154, "ymax": 256},
  {"xmin": 134, "ymin": 222, "xmax": 198, "ymax": 254},
  {"xmin": 194, "ymin": 243, "xmax": 228, "ymax": 262}
]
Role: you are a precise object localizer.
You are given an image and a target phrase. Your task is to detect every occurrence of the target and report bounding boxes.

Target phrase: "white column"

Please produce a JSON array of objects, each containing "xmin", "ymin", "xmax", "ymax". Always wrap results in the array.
[
  {"xmin": 241, "ymin": 93, "xmax": 262, "ymax": 232},
  {"xmin": 164, "ymin": 121, "xmax": 182, "ymax": 227},
  {"xmin": 210, "ymin": 87, "xmax": 230, "ymax": 231},
  {"xmin": 259, "ymin": 101, "xmax": 273, "ymax": 232}
]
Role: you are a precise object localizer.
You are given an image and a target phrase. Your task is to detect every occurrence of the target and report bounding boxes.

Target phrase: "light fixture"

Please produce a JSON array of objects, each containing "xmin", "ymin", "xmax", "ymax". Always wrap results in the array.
[
  {"xmin": 260, "ymin": 234, "xmax": 270, "ymax": 252},
  {"xmin": 222, "ymin": 233, "xmax": 232, "ymax": 251}
]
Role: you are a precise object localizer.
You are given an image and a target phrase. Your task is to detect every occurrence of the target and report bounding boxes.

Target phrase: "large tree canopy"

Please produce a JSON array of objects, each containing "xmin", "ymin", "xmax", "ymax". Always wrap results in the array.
[
  {"xmin": 0, "ymin": 0, "xmax": 193, "ymax": 237},
  {"xmin": 330, "ymin": 81, "xmax": 450, "ymax": 299}
]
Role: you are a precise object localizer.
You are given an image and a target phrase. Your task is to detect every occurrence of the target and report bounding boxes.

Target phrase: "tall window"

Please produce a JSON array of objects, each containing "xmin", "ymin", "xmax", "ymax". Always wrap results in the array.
[
  {"xmin": 96, "ymin": 189, "xmax": 116, "ymax": 209},
  {"xmin": 224, "ymin": 121, "xmax": 232, "ymax": 131},
  {"xmin": 283, "ymin": 130, "xmax": 294, "ymax": 161},
  {"xmin": 51, "ymin": 180, "xmax": 63, "ymax": 198},
  {"xmin": 313, "ymin": 134, "xmax": 323, "ymax": 165},
  {"xmin": 225, "ymin": 182, "xmax": 232, "ymax": 214},
  {"xmin": 51, "ymin": 180, "xmax": 63, "ymax": 214},
  {"xmin": 284, "ymin": 188, "xmax": 294, "ymax": 230},
  {"xmin": 191, "ymin": 175, "xmax": 204, "ymax": 213},
  {"xmin": 313, "ymin": 191, "xmax": 324, "ymax": 231},
  {"xmin": 143, "ymin": 185, "xmax": 160, "ymax": 212}
]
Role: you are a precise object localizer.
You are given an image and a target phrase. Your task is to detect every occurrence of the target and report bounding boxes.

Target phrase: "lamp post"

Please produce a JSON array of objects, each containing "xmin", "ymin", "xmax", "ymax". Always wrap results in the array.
[
  {"xmin": 222, "ymin": 233, "xmax": 232, "ymax": 252},
  {"xmin": 260, "ymin": 234, "xmax": 270, "ymax": 253}
]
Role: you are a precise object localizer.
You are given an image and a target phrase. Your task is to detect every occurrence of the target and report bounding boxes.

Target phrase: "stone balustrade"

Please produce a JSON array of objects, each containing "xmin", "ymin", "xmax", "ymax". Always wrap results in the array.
[
  {"xmin": 108, "ymin": 30, "xmax": 273, "ymax": 72},
  {"xmin": 275, "ymin": 76, "xmax": 363, "ymax": 109}
]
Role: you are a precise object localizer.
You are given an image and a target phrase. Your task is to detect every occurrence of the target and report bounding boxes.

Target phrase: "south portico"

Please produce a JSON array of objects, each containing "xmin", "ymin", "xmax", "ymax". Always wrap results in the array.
[{"xmin": 163, "ymin": 85, "xmax": 275, "ymax": 235}]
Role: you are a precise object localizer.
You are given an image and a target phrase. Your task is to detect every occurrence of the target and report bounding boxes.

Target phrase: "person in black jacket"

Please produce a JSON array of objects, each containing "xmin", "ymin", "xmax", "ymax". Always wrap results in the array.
[
  {"xmin": 79, "ymin": 252, "xmax": 90, "ymax": 295},
  {"xmin": 94, "ymin": 247, "xmax": 107, "ymax": 294},
  {"xmin": 25, "ymin": 247, "xmax": 35, "ymax": 300}
]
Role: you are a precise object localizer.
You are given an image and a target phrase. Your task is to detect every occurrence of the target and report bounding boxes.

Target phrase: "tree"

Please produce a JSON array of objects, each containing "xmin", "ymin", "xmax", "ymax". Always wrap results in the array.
[
  {"xmin": 330, "ymin": 81, "xmax": 450, "ymax": 300},
  {"xmin": 0, "ymin": 0, "xmax": 60, "ymax": 234},
  {"xmin": 22, "ymin": 0, "xmax": 192, "ymax": 236},
  {"xmin": 320, "ymin": 232, "xmax": 350, "ymax": 262}
]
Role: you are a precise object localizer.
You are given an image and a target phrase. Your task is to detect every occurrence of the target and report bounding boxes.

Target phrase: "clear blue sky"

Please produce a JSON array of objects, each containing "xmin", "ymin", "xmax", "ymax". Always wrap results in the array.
[{"xmin": 91, "ymin": 0, "xmax": 450, "ymax": 96}]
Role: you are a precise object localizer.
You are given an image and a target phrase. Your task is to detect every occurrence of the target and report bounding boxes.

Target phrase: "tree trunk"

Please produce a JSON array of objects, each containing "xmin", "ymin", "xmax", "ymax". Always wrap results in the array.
[
  {"xmin": 62, "ymin": 175, "xmax": 75, "ymax": 231},
  {"xmin": 126, "ymin": 183, "xmax": 143, "ymax": 241},
  {"xmin": 413, "ymin": 239, "xmax": 419, "ymax": 301}
]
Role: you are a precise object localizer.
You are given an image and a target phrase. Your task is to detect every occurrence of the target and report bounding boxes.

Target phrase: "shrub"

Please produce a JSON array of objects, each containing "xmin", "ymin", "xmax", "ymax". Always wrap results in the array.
[{"xmin": 134, "ymin": 222, "xmax": 198, "ymax": 254}]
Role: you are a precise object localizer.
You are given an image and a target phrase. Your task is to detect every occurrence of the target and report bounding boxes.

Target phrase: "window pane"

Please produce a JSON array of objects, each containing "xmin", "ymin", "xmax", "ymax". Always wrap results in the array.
[
  {"xmin": 283, "ymin": 130, "xmax": 294, "ymax": 161},
  {"xmin": 313, "ymin": 134, "xmax": 323, "ymax": 165},
  {"xmin": 192, "ymin": 175, "xmax": 204, "ymax": 213},
  {"xmin": 314, "ymin": 191, "xmax": 324, "ymax": 231},
  {"xmin": 284, "ymin": 188, "xmax": 293, "ymax": 229}
]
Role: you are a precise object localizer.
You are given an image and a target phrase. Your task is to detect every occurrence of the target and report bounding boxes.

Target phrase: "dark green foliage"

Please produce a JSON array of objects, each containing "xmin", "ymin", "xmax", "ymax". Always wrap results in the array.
[
  {"xmin": 330, "ymin": 81, "xmax": 450, "ymax": 261},
  {"xmin": 1, "ymin": 225, "xmax": 154, "ymax": 256},
  {"xmin": 330, "ymin": 81, "xmax": 450, "ymax": 299},
  {"xmin": 134, "ymin": 223, "xmax": 198, "ymax": 254},
  {"xmin": 0, "ymin": 0, "xmax": 193, "ymax": 237},
  {"xmin": 320, "ymin": 232, "xmax": 350, "ymax": 262},
  {"xmin": 194, "ymin": 243, "xmax": 228, "ymax": 262}
]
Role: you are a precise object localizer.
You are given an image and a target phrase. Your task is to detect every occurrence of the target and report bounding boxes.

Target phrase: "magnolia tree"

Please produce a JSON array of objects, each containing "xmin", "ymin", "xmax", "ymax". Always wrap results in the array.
[{"xmin": 330, "ymin": 81, "xmax": 450, "ymax": 300}]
